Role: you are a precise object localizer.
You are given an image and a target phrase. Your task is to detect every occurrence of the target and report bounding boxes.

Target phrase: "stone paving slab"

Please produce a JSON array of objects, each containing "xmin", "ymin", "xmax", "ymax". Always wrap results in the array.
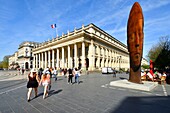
[{"xmin": 110, "ymin": 79, "xmax": 158, "ymax": 91}]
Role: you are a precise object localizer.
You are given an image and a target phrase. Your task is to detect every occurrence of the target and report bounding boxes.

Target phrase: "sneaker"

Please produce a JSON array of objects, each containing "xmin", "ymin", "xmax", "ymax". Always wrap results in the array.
[
  {"xmin": 46, "ymin": 93, "xmax": 48, "ymax": 97},
  {"xmin": 27, "ymin": 99, "xmax": 31, "ymax": 102},
  {"xmin": 43, "ymin": 95, "xmax": 45, "ymax": 99}
]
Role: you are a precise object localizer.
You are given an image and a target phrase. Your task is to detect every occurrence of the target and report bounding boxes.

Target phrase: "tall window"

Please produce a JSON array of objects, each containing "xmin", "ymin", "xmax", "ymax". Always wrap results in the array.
[{"xmin": 25, "ymin": 48, "xmax": 28, "ymax": 56}]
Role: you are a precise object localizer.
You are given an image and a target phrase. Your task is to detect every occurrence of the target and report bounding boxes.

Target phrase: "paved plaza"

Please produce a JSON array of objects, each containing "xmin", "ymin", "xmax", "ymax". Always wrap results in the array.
[{"xmin": 0, "ymin": 71, "xmax": 170, "ymax": 113}]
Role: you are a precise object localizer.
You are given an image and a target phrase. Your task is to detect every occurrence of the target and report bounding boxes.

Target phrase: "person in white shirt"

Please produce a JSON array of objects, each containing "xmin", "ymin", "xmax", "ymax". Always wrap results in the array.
[
  {"xmin": 147, "ymin": 72, "xmax": 154, "ymax": 81},
  {"xmin": 52, "ymin": 67, "xmax": 58, "ymax": 81},
  {"xmin": 74, "ymin": 68, "xmax": 80, "ymax": 84},
  {"xmin": 162, "ymin": 72, "xmax": 167, "ymax": 77}
]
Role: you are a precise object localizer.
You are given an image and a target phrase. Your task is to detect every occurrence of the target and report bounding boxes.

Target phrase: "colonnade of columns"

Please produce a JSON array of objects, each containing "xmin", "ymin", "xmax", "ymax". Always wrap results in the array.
[
  {"xmin": 33, "ymin": 42, "xmax": 86, "ymax": 70},
  {"xmin": 33, "ymin": 41, "xmax": 129, "ymax": 71}
]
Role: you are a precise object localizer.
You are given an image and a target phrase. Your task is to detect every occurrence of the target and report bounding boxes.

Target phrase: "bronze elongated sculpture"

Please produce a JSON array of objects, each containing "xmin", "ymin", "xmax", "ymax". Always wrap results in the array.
[{"xmin": 127, "ymin": 2, "xmax": 144, "ymax": 84}]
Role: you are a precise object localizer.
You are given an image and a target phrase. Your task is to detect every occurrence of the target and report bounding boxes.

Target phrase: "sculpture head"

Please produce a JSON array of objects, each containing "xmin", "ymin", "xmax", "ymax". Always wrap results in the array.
[{"xmin": 127, "ymin": 2, "xmax": 144, "ymax": 72}]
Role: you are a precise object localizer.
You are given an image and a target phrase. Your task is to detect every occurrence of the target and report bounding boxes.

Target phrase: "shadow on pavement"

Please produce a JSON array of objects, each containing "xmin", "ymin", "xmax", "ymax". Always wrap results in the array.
[
  {"xmin": 48, "ymin": 89, "xmax": 62, "ymax": 97},
  {"xmin": 33, "ymin": 89, "xmax": 62, "ymax": 100},
  {"xmin": 56, "ymin": 78, "xmax": 63, "ymax": 81},
  {"xmin": 111, "ymin": 96, "xmax": 170, "ymax": 113},
  {"xmin": 119, "ymin": 77, "xmax": 128, "ymax": 80},
  {"xmin": 72, "ymin": 81, "xmax": 83, "ymax": 84}
]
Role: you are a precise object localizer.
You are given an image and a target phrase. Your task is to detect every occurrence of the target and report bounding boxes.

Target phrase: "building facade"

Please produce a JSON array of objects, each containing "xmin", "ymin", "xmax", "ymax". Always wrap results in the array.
[
  {"xmin": 8, "ymin": 51, "xmax": 18, "ymax": 69},
  {"xmin": 142, "ymin": 58, "xmax": 149, "ymax": 65},
  {"xmin": 8, "ymin": 41, "xmax": 39, "ymax": 70},
  {"xmin": 33, "ymin": 23, "xmax": 130, "ymax": 71}
]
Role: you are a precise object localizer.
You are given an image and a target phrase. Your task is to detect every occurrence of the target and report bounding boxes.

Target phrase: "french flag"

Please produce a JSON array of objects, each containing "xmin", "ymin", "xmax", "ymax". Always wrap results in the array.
[{"xmin": 51, "ymin": 24, "xmax": 56, "ymax": 28}]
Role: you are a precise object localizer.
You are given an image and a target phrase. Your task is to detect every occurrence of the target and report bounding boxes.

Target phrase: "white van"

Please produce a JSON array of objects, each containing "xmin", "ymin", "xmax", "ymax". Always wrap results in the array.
[{"xmin": 102, "ymin": 67, "xmax": 114, "ymax": 74}]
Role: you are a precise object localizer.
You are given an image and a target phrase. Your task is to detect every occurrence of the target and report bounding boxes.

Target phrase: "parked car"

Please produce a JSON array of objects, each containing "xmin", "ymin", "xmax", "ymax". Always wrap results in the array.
[
  {"xmin": 102, "ymin": 67, "xmax": 116, "ymax": 74},
  {"xmin": 0, "ymin": 68, "xmax": 4, "ymax": 70}
]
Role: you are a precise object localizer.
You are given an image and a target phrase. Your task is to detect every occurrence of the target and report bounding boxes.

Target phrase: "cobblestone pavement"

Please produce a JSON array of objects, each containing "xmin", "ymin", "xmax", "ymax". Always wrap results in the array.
[{"xmin": 0, "ymin": 72, "xmax": 170, "ymax": 113}]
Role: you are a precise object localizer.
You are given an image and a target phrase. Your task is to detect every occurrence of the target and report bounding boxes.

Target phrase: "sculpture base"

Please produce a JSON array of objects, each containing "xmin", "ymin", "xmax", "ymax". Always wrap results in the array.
[{"xmin": 110, "ymin": 79, "xmax": 158, "ymax": 91}]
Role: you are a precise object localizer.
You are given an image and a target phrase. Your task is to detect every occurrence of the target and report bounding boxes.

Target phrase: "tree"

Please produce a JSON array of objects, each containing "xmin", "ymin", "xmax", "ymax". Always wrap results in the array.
[
  {"xmin": 141, "ymin": 64, "xmax": 150, "ymax": 70},
  {"xmin": 0, "ymin": 61, "xmax": 3, "ymax": 69},
  {"xmin": 147, "ymin": 36, "xmax": 170, "ymax": 70},
  {"xmin": 0, "ymin": 55, "xmax": 10, "ymax": 69}
]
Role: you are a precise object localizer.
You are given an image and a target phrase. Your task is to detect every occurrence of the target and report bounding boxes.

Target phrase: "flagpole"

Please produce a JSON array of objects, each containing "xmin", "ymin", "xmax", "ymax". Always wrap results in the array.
[{"xmin": 55, "ymin": 26, "xmax": 58, "ymax": 38}]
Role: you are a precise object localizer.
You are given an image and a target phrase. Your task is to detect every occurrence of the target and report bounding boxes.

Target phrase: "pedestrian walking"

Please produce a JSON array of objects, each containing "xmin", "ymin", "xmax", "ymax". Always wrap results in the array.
[
  {"xmin": 38, "ymin": 68, "xmax": 43, "ymax": 79},
  {"xmin": 52, "ymin": 67, "xmax": 58, "ymax": 81},
  {"xmin": 68, "ymin": 68, "xmax": 73, "ymax": 84},
  {"xmin": 43, "ymin": 67, "xmax": 52, "ymax": 90},
  {"xmin": 27, "ymin": 69, "xmax": 40, "ymax": 102},
  {"xmin": 113, "ymin": 68, "xmax": 116, "ymax": 77},
  {"xmin": 22, "ymin": 68, "xmax": 25, "ymax": 75},
  {"xmin": 74, "ymin": 68, "xmax": 80, "ymax": 84},
  {"xmin": 39, "ymin": 72, "xmax": 51, "ymax": 99}
]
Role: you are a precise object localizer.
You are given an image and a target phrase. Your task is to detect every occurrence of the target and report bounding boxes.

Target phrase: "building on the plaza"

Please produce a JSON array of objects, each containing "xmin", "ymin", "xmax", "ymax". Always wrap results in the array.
[
  {"xmin": 8, "ymin": 51, "xmax": 18, "ymax": 69},
  {"xmin": 8, "ymin": 41, "xmax": 39, "ymax": 70},
  {"xmin": 141, "ymin": 57, "xmax": 149, "ymax": 65},
  {"xmin": 33, "ymin": 23, "xmax": 130, "ymax": 71}
]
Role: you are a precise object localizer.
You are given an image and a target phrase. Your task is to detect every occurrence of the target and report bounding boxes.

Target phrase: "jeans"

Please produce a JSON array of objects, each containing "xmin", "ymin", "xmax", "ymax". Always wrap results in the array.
[{"xmin": 75, "ymin": 76, "xmax": 79, "ymax": 84}]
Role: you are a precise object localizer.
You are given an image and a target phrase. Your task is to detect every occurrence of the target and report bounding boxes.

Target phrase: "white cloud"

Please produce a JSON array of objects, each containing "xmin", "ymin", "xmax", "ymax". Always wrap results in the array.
[{"xmin": 142, "ymin": 0, "xmax": 170, "ymax": 12}]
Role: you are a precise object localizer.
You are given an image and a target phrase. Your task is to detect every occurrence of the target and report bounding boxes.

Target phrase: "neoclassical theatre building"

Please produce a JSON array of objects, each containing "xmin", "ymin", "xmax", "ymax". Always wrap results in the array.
[{"xmin": 33, "ymin": 23, "xmax": 129, "ymax": 71}]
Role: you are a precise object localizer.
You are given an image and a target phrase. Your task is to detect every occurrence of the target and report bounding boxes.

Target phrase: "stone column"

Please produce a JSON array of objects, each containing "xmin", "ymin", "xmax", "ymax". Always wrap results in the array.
[
  {"xmin": 82, "ymin": 42, "xmax": 86, "ymax": 70},
  {"xmin": 101, "ymin": 47, "xmax": 104, "ymax": 68},
  {"xmin": 36, "ymin": 54, "xmax": 38, "ymax": 69},
  {"xmin": 113, "ymin": 51, "xmax": 116, "ymax": 68},
  {"xmin": 96, "ymin": 45, "xmax": 100, "ymax": 68},
  {"xmin": 56, "ymin": 48, "xmax": 59, "ymax": 69},
  {"xmin": 89, "ymin": 40, "xmax": 95, "ymax": 70},
  {"xmin": 38, "ymin": 53, "xmax": 41, "ymax": 68},
  {"xmin": 68, "ymin": 45, "xmax": 71, "ymax": 68},
  {"xmin": 48, "ymin": 50, "xmax": 51, "ymax": 68},
  {"xmin": 111, "ymin": 50, "xmax": 114, "ymax": 67},
  {"xmin": 74, "ymin": 43, "xmax": 77, "ymax": 68},
  {"xmin": 98, "ymin": 46, "xmax": 101, "ymax": 69},
  {"xmin": 41, "ymin": 52, "xmax": 44, "ymax": 69},
  {"xmin": 45, "ymin": 51, "xmax": 47, "ymax": 69},
  {"xmin": 52, "ymin": 49, "xmax": 55, "ymax": 68},
  {"xmin": 62, "ymin": 47, "xmax": 64, "ymax": 68},
  {"xmin": 109, "ymin": 50, "xmax": 112, "ymax": 67},
  {"xmin": 33, "ymin": 54, "xmax": 35, "ymax": 69},
  {"xmin": 105, "ymin": 49, "xmax": 108, "ymax": 67}
]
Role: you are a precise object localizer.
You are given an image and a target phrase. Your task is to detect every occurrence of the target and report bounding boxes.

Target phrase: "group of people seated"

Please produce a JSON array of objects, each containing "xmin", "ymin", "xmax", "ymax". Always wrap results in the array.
[{"xmin": 141, "ymin": 70, "xmax": 167, "ymax": 84}]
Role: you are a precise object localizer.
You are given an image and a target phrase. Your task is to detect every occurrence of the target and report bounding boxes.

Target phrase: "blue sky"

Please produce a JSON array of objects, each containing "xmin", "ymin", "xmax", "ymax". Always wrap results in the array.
[{"xmin": 0, "ymin": 0, "xmax": 170, "ymax": 61}]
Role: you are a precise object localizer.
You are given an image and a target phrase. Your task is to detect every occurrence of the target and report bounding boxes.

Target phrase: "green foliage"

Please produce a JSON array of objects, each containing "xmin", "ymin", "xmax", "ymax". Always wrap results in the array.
[
  {"xmin": 147, "ymin": 36, "xmax": 170, "ymax": 70},
  {"xmin": 2, "ymin": 61, "xmax": 9, "ymax": 68},
  {"xmin": 0, "ymin": 55, "xmax": 10, "ymax": 69},
  {"xmin": 0, "ymin": 61, "xmax": 3, "ymax": 68},
  {"xmin": 141, "ymin": 64, "xmax": 150, "ymax": 69}
]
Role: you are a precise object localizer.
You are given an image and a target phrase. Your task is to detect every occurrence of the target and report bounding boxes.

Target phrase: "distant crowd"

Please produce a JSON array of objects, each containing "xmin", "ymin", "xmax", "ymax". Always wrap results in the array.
[{"xmin": 141, "ymin": 69, "xmax": 169, "ymax": 84}]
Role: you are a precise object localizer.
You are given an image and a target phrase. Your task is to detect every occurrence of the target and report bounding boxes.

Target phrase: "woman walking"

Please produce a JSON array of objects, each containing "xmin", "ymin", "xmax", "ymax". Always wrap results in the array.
[
  {"xmin": 39, "ymin": 71, "xmax": 51, "ymax": 99},
  {"xmin": 27, "ymin": 69, "xmax": 40, "ymax": 102}
]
